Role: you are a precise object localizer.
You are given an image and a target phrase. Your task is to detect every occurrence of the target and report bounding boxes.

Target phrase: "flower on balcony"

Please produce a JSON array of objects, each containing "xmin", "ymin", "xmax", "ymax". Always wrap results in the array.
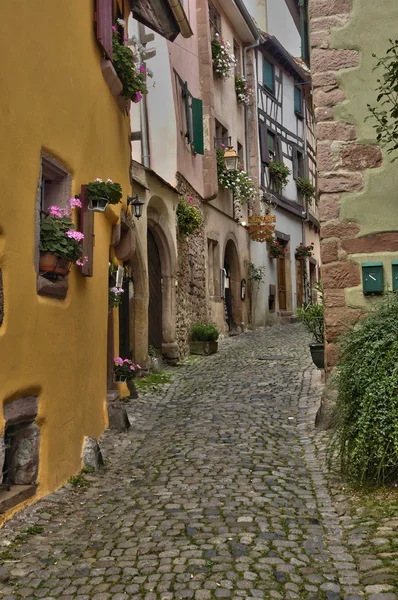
[
  {"xmin": 40, "ymin": 198, "xmax": 87, "ymax": 266},
  {"xmin": 216, "ymin": 148, "xmax": 256, "ymax": 204},
  {"xmin": 268, "ymin": 161, "xmax": 291, "ymax": 190},
  {"xmin": 235, "ymin": 76, "xmax": 252, "ymax": 106},
  {"xmin": 295, "ymin": 242, "xmax": 314, "ymax": 260},
  {"xmin": 112, "ymin": 29, "xmax": 154, "ymax": 103},
  {"xmin": 296, "ymin": 177, "xmax": 315, "ymax": 203},
  {"xmin": 268, "ymin": 237, "xmax": 287, "ymax": 258},
  {"xmin": 211, "ymin": 34, "xmax": 237, "ymax": 80}
]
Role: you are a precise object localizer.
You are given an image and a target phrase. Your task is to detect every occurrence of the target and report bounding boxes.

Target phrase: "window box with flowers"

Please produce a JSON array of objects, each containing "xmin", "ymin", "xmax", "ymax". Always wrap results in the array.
[
  {"xmin": 112, "ymin": 26, "xmax": 153, "ymax": 105},
  {"xmin": 86, "ymin": 179, "xmax": 122, "ymax": 212},
  {"xmin": 177, "ymin": 195, "xmax": 202, "ymax": 235},
  {"xmin": 296, "ymin": 177, "xmax": 315, "ymax": 203},
  {"xmin": 39, "ymin": 198, "xmax": 87, "ymax": 277},
  {"xmin": 113, "ymin": 357, "xmax": 141, "ymax": 383},
  {"xmin": 235, "ymin": 76, "xmax": 252, "ymax": 106},
  {"xmin": 268, "ymin": 237, "xmax": 287, "ymax": 259},
  {"xmin": 211, "ymin": 34, "xmax": 237, "ymax": 80},
  {"xmin": 268, "ymin": 161, "xmax": 291, "ymax": 190},
  {"xmin": 216, "ymin": 148, "xmax": 256, "ymax": 204},
  {"xmin": 295, "ymin": 242, "xmax": 314, "ymax": 260}
]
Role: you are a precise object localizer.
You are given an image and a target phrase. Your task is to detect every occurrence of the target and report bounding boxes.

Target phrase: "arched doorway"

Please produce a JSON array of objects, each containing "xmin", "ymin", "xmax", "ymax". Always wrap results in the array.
[
  {"xmin": 147, "ymin": 228, "xmax": 163, "ymax": 350},
  {"xmin": 223, "ymin": 238, "xmax": 241, "ymax": 332}
]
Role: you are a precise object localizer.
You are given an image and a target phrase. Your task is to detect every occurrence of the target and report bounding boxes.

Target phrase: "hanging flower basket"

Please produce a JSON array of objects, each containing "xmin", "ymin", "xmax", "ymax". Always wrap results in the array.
[
  {"xmin": 268, "ymin": 237, "xmax": 287, "ymax": 258},
  {"xmin": 216, "ymin": 148, "xmax": 256, "ymax": 204},
  {"xmin": 211, "ymin": 35, "xmax": 237, "ymax": 80},
  {"xmin": 87, "ymin": 179, "xmax": 123, "ymax": 212},
  {"xmin": 235, "ymin": 76, "xmax": 252, "ymax": 106},
  {"xmin": 268, "ymin": 161, "xmax": 291, "ymax": 190},
  {"xmin": 296, "ymin": 177, "xmax": 315, "ymax": 203}
]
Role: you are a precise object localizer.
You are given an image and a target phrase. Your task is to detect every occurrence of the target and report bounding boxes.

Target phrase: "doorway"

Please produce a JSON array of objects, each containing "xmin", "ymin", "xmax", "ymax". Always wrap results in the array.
[
  {"xmin": 224, "ymin": 261, "xmax": 232, "ymax": 330},
  {"xmin": 277, "ymin": 251, "xmax": 287, "ymax": 311},
  {"xmin": 147, "ymin": 228, "xmax": 163, "ymax": 350},
  {"xmin": 296, "ymin": 259, "xmax": 304, "ymax": 308}
]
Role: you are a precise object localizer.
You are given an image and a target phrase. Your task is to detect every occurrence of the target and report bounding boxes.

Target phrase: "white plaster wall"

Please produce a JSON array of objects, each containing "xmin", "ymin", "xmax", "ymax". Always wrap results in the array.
[
  {"xmin": 266, "ymin": 0, "xmax": 301, "ymax": 57},
  {"xmin": 128, "ymin": 16, "xmax": 177, "ymax": 186},
  {"xmin": 243, "ymin": 0, "xmax": 267, "ymax": 33}
]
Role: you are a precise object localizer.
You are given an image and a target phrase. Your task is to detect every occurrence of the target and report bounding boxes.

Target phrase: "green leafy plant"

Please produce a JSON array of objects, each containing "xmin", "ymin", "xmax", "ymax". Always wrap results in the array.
[
  {"xmin": 296, "ymin": 302, "xmax": 324, "ymax": 344},
  {"xmin": 22, "ymin": 525, "xmax": 44, "ymax": 535},
  {"xmin": 211, "ymin": 35, "xmax": 237, "ymax": 80},
  {"xmin": 295, "ymin": 242, "xmax": 314, "ymax": 259},
  {"xmin": 245, "ymin": 260, "xmax": 266, "ymax": 325},
  {"xmin": 367, "ymin": 40, "xmax": 398, "ymax": 159},
  {"xmin": 330, "ymin": 293, "xmax": 398, "ymax": 485},
  {"xmin": 235, "ymin": 76, "xmax": 251, "ymax": 106},
  {"xmin": 216, "ymin": 148, "xmax": 256, "ymax": 203},
  {"xmin": 177, "ymin": 195, "xmax": 202, "ymax": 235},
  {"xmin": 69, "ymin": 473, "xmax": 90, "ymax": 488},
  {"xmin": 86, "ymin": 179, "xmax": 122, "ymax": 205},
  {"xmin": 40, "ymin": 199, "xmax": 87, "ymax": 265},
  {"xmin": 191, "ymin": 322, "xmax": 219, "ymax": 342},
  {"xmin": 268, "ymin": 161, "xmax": 291, "ymax": 189},
  {"xmin": 113, "ymin": 357, "xmax": 141, "ymax": 380},
  {"xmin": 296, "ymin": 177, "xmax": 315, "ymax": 202},
  {"xmin": 112, "ymin": 31, "xmax": 153, "ymax": 103}
]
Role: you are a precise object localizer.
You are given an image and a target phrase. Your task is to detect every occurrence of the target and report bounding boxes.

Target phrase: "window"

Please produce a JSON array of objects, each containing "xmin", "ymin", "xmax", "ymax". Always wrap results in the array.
[
  {"xmin": 209, "ymin": 1, "xmax": 221, "ymax": 39},
  {"xmin": 292, "ymin": 148, "xmax": 305, "ymax": 180},
  {"xmin": 237, "ymin": 142, "xmax": 244, "ymax": 167},
  {"xmin": 234, "ymin": 41, "xmax": 242, "ymax": 75},
  {"xmin": 268, "ymin": 132, "xmax": 275, "ymax": 160},
  {"xmin": 294, "ymin": 86, "xmax": 302, "ymax": 115},
  {"xmin": 263, "ymin": 59, "xmax": 274, "ymax": 94},
  {"xmin": 40, "ymin": 158, "xmax": 71, "ymax": 216},
  {"xmin": 174, "ymin": 72, "xmax": 204, "ymax": 155},
  {"xmin": 214, "ymin": 120, "xmax": 229, "ymax": 149}
]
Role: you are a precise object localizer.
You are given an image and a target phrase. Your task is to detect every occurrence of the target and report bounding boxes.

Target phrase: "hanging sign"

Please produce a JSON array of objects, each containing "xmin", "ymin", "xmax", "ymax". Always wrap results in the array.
[{"xmin": 247, "ymin": 215, "xmax": 276, "ymax": 242}]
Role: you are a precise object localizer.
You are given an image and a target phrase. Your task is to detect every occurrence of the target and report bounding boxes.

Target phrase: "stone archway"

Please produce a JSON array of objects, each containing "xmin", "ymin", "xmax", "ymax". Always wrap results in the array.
[
  {"xmin": 223, "ymin": 237, "xmax": 242, "ymax": 331},
  {"xmin": 147, "ymin": 198, "xmax": 178, "ymax": 362}
]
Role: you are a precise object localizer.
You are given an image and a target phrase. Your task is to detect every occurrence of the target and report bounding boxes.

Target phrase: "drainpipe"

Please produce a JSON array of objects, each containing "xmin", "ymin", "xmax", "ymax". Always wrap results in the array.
[
  {"xmin": 243, "ymin": 36, "xmax": 261, "ymax": 172},
  {"xmin": 167, "ymin": 0, "xmax": 193, "ymax": 38}
]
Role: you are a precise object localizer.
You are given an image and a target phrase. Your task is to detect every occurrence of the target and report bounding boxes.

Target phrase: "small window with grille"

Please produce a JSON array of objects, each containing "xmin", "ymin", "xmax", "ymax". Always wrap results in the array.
[{"xmin": 209, "ymin": 1, "xmax": 221, "ymax": 39}]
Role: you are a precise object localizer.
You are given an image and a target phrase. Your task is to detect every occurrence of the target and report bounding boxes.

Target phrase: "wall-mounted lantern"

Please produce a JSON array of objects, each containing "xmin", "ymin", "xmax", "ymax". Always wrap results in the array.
[
  {"xmin": 127, "ymin": 194, "xmax": 145, "ymax": 220},
  {"xmin": 224, "ymin": 146, "xmax": 239, "ymax": 172}
]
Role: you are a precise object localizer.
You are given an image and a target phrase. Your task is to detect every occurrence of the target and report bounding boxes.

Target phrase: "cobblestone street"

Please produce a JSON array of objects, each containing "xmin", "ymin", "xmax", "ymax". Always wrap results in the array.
[{"xmin": 0, "ymin": 325, "xmax": 397, "ymax": 600}]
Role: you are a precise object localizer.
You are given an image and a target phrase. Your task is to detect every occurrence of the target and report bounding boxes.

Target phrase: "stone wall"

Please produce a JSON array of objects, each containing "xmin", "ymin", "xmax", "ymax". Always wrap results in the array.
[
  {"xmin": 175, "ymin": 173, "xmax": 209, "ymax": 358},
  {"xmin": 309, "ymin": 0, "xmax": 391, "ymax": 369}
]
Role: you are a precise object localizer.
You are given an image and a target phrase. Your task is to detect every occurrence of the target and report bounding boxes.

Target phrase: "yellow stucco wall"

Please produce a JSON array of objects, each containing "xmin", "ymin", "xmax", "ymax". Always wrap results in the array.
[{"xmin": 0, "ymin": 1, "xmax": 131, "ymax": 518}]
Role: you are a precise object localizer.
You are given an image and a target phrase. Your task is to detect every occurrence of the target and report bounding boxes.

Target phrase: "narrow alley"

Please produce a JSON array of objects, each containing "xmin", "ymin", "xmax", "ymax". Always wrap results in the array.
[{"xmin": 1, "ymin": 326, "xmax": 395, "ymax": 600}]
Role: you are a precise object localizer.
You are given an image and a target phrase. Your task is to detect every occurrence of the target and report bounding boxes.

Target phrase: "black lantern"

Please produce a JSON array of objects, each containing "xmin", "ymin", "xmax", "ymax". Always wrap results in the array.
[
  {"xmin": 224, "ymin": 146, "xmax": 239, "ymax": 172},
  {"xmin": 127, "ymin": 194, "xmax": 145, "ymax": 220}
]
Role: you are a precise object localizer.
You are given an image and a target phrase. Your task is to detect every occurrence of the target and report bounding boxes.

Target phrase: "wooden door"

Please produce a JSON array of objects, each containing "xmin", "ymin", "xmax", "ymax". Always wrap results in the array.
[
  {"xmin": 224, "ymin": 263, "xmax": 232, "ymax": 330},
  {"xmin": 296, "ymin": 259, "xmax": 304, "ymax": 308},
  {"xmin": 277, "ymin": 254, "xmax": 287, "ymax": 310},
  {"xmin": 147, "ymin": 229, "xmax": 163, "ymax": 349}
]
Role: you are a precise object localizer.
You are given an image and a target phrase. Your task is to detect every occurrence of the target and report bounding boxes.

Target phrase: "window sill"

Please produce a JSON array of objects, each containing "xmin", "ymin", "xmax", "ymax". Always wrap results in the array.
[
  {"xmin": 101, "ymin": 59, "xmax": 130, "ymax": 113},
  {"xmin": 37, "ymin": 274, "xmax": 68, "ymax": 299},
  {"xmin": 295, "ymin": 111, "xmax": 303, "ymax": 120}
]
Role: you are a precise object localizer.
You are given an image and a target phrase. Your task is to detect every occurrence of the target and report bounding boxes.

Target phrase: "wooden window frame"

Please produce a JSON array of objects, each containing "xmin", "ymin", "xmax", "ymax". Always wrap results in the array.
[
  {"xmin": 209, "ymin": 1, "xmax": 221, "ymax": 40},
  {"xmin": 294, "ymin": 86, "xmax": 303, "ymax": 117},
  {"xmin": 263, "ymin": 58, "xmax": 275, "ymax": 95}
]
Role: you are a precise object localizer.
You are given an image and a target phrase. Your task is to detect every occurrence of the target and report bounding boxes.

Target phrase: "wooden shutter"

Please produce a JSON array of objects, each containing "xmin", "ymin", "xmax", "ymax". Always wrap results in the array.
[
  {"xmin": 275, "ymin": 136, "xmax": 282, "ymax": 161},
  {"xmin": 192, "ymin": 98, "xmax": 204, "ymax": 155},
  {"xmin": 263, "ymin": 59, "xmax": 274, "ymax": 93},
  {"xmin": 292, "ymin": 147, "xmax": 298, "ymax": 180},
  {"xmin": 79, "ymin": 185, "xmax": 95, "ymax": 277},
  {"xmin": 96, "ymin": 0, "xmax": 113, "ymax": 60},
  {"xmin": 183, "ymin": 82, "xmax": 193, "ymax": 143},
  {"xmin": 259, "ymin": 122, "xmax": 270, "ymax": 165}
]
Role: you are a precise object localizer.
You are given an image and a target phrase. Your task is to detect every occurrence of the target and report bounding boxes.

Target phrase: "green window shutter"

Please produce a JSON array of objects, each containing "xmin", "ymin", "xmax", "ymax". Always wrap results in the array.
[
  {"xmin": 192, "ymin": 97, "xmax": 204, "ymax": 155},
  {"xmin": 268, "ymin": 132, "xmax": 275, "ymax": 154},
  {"xmin": 263, "ymin": 59, "xmax": 274, "ymax": 93},
  {"xmin": 294, "ymin": 86, "xmax": 302, "ymax": 114}
]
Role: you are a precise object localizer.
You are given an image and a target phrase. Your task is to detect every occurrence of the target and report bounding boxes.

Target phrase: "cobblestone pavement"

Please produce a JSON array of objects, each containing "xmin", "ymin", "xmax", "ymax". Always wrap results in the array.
[{"xmin": 0, "ymin": 325, "xmax": 397, "ymax": 599}]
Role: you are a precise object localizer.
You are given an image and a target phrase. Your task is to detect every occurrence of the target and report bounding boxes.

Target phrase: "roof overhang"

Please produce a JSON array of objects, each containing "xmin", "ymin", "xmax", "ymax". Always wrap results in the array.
[
  {"xmin": 260, "ymin": 34, "xmax": 310, "ymax": 83},
  {"xmin": 216, "ymin": 0, "xmax": 259, "ymax": 44},
  {"xmin": 130, "ymin": 0, "xmax": 193, "ymax": 41}
]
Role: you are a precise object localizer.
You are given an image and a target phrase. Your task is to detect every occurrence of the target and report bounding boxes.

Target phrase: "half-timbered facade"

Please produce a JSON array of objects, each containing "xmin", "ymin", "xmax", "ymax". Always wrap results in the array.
[{"xmin": 249, "ymin": 11, "xmax": 320, "ymax": 326}]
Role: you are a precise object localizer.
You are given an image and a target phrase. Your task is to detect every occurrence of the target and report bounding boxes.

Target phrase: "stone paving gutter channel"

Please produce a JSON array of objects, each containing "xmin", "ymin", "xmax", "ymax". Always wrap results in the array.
[{"xmin": 0, "ymin": 325, "xmax": 397, "ymax": 599}]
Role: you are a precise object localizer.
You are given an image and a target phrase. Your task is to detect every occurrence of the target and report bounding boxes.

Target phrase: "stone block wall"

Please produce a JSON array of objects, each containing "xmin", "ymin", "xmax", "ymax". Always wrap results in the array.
[
  {"xmin": 175, "ymin": 174, "xmax": 210, "ymax": 358},
  {"xmin": 309, "ymin": 0, "xmax": 390, "ymax": 369}
]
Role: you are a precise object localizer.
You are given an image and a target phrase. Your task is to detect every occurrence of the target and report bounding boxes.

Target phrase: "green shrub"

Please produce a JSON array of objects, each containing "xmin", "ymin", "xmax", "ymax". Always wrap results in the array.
[
  {"xmin": 331, "ymin": 293, "xmax": 398, "ymax": 485},
  {"xmin": 190, "ymin": 322, "xmax": 219, "ymax": 342}
]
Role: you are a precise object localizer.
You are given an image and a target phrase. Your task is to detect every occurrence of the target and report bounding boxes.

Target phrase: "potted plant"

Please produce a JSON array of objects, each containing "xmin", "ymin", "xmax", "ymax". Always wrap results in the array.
[
  {"xmin": 86, "ymin": 178, "xmax": 123, "ymax": 212},
  {"xmin": 39, "ymin": 199, "xmax": 87, "ymax": 276},
  {"xmin": 268, "ymin": 237, "xmax": 287, "ymax": 259},
  {"xmin": 211, "ymin": 34, "xmax": 237, "ymax": 80},
  {"xmin": 113, "ymin": 357, "xmax": 141, "ymax": 383},
  {"xmin": 216, "ymin": 148, "xmax": 256, "ymax": 204},
  {"xmin": 268, "ymin": 161, "xmax": 291, "ymax": 190},
  {"xmin": 296, "ymin": 282, "xmax": 324, "ymax": 369},
  {"xmin": 112, "ymin": 29, "xmax": 153, "ymax": 104},
  {"xmin": 295, "ymin": 242, "xmax": 314, "ymax": 260},
  {"xmin": 109, "ymin": 286, "xmax": 124, "ymax": 310},
  {"xmin": 190, "ymin": 322, "xmax": 219, "ymax": 356},
  {"xmin": 235, "ymin": 76, "xmax": 251, "ymax": 106},
  {"xmin": 296, "ymin": 177, "xmax": 315, "ymax": 203},
  {"xmin": 177, "ymin": 195, "xmax": 202, "ymax": 235}
]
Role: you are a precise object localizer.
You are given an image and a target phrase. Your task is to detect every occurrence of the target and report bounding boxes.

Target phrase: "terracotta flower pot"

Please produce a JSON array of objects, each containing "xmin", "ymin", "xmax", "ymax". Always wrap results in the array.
[
  {"xmin": 39, "ymin": 252, "xmax": 71, "ymax": 276},
  {"xmin": 89, "ymin": 197, "xmax": 109, "ymax": 212}
]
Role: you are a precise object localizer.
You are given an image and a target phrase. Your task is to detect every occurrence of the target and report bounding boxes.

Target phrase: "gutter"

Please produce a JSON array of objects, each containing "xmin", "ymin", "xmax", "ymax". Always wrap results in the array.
[
  {"xmin": 167, "ymin": 0, "xmax": 193, "ymax": 38},
  {"xmin": 234, "ymin": 0, "xmax": 261, "ymax": 41}
]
